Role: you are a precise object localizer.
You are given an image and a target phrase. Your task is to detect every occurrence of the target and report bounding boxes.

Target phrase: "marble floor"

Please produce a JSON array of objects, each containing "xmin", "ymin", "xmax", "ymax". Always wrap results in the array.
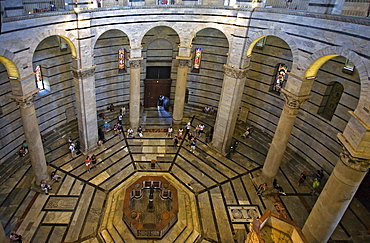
[{"xmin": 0, "ymin": 106, "xmax": 369, "ymax": 243}]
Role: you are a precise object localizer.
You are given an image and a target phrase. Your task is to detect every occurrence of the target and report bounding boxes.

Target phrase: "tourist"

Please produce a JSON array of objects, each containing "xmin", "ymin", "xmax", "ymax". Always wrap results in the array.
[
  {"xmin": 256, "ymin": 183, "xmax": 267, "ymax": 196},
  {"xmin": 190, "ymin": 138, "xmax": 197, "ymax": 153},
  {"xmin": 51, "ymin": 171, "xmax": 62, "ymax": 183},
  {"xmin": 69, "ymin": 142, "xmax": 75, "ymax": 158},
  {"xmin": 127, "ymin": 127, "xmax": 134, "ymax": 138},
  {"xmin": 85, "ymin": 156, "xmax": 91, "ymax": 172},
  {"xmin": 273, "ymin": 179, "xmax": 286, "ymax": 195},
  {"xmin": 199, "ymin": 124, "xmax": 205, "ymax": 137},
  {"xmin": 298, "ymin": 171, "xmax": 307, "ymax": 186},
  {"xmin": 311, "ymin": 178, "xmax": 320, "ymax": 194},
  {"xmin": 137, "ymin": 126, "xmax": 143, "ymax": 137},
  {"xmin": 41, "ymin": 180, "xmax": 52, "ymax": 195},
  {"xmin": 167, "ymin": 126, "xmax": 173, "ymax": 137},
  {"xmin": 10, "ymin": 231, "xmax": 22, "ymax": 242},
  {"xmin": 178, "ymin": 128, "xmax": 184, "ymax": 139},
  {"xmin": 173, "ymin": 136, "xmax": 179, "ymax": 148},
  {"xmin": 91, "ymin": 154, "xmax": 97, "ymax": 168},
  {"xmin": 242, "ymin": 125, "xmax": 254, "ymax": 138}
]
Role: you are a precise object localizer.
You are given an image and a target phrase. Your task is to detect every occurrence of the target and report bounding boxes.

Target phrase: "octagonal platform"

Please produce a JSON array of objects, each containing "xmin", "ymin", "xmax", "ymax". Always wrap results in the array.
[{"xmin": 99, "ymin": 172, "xmax": 201, "ymax": 242}]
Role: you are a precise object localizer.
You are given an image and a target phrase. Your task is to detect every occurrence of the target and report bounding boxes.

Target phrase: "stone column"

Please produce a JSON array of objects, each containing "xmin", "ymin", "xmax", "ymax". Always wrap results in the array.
[
  {"xmin": 172, "ymin": 58, "xmax": 190, "ymax": 125},
  {"xmin": 71, "ymin": 66, "xmax": 98, "ymax": 153},
  {"xmin": 260, "ymin": 89, "xmax": 310, "ymax": 185},
  {"xmin": 210, "ymin": 65, "xmax": 248, "ymax": 153},
  {"xmin": 303, "ymin": 110, "xmax": 370, "ymax": 242},
  {"xmin": 10, "ymin": 90, "xmax": 49, "ymax": 186},
  {"xmin": 129, "ymin": 58, "xmax": 142, "ymax": 131},
  {"xmin": 302, "ymin": 146, "xmax": 369, "ymax": 242}
]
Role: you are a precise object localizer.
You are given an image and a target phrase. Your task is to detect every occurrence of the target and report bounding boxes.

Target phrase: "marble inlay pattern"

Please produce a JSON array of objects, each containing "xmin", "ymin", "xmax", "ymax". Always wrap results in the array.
[
  {"xmin": 43, "ymin": 196, "xmax": 79, "ymax": 211},
  {"xmin": 227, "ymin": 205, "xmax": 261, "ymax": 223}
]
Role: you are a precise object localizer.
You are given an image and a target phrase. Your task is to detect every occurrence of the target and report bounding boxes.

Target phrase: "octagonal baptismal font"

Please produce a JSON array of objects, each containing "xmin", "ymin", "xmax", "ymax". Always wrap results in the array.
[{"xmin": 122, "ymin": 176, "xmax": 178, "ymax": 239}]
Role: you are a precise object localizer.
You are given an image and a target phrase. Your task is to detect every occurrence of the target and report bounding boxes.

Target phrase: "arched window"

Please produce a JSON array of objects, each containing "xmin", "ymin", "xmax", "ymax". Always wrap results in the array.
[
  {"xmin": 318, "ymin": 81, "xmax": 344, "ymax": 121},
  {"xmin": 34, "ymin": 65, "xmax": 50, "ymax": 95}
]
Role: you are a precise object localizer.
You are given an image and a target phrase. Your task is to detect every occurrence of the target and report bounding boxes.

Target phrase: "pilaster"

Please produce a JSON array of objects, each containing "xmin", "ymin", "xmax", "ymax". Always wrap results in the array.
[
  {"xmin": 71, "ymin": 65, "xmax": 98, "ymax": 153},
  {"xmin": 210, "ymin": 64, "xmax": 248, "ymax": 153}
]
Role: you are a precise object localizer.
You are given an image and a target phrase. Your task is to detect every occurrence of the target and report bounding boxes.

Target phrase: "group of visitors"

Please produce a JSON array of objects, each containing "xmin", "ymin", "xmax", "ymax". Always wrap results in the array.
[
  {"xmin": 84, "ymin": 154, "xmax": 98, "ymax": 172},
  {"xmin": 203, "ymin": 106, "xmax": 216, "ymax": 115},
  {"xmin": 40, "ymin": 170, "xmax": 63, "ymax": 195},
  {"xmin": 68, "ymin": 136, "xmax": 81, "ymax": 158},
  {"xmin": 172, "ymin": 122, "xmax": 206, "ymax": 154}
]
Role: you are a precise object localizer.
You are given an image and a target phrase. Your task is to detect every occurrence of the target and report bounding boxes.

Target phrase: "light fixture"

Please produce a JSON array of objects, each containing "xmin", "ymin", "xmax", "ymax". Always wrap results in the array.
[
  {"xmin": 8, "ymin": 76, "xmax": 18, "ymax": 80},
  {"xmin": 306, "ymin": 76, "xmax": 316, "ymax": 80},
  {"xmin": 74, "ymin": 7, "xmax": 80, "ymax": 13}
]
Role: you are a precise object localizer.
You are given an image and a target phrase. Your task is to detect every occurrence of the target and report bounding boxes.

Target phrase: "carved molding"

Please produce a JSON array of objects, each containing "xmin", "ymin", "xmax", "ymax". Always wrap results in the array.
[
  {"xmin": 178, "ymin": 59, "xmax": 190, "ymax": 68},
  {"xmin": 281, "ymin": 89, "xmax": 311, "ymax": 114},
  {"xmin": 10, "ymin": 90, "xmax": 38, "ymax": 109},
  {"xmin": 129, "ymin": 59, "xmax": 142, "ymax": 68},
  {"xmin": 223, "ymin": 64, "xmax": 248, "ymax": 79},
  {"xmin": 72, "ymin": 66, "xmax": 96, "ymax": 79},
  {"xmin": 340, "ymin": 145, "xmax": 370, "ymax": 172}
]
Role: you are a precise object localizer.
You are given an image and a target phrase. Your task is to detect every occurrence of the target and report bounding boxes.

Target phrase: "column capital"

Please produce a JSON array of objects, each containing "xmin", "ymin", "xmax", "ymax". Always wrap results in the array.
[
  {"xmin": 9, "ymin": 89, "xmax": 39, "ymax": 108},
  {"xmin": 223, "ymin": 64, "xmax": 248, "ymax": 79},
  {"xmin": 281, "ymin": 88, "xmax": 311, "ymax": 112},
  {"xmin": 129, "ymin": 58, "xmax": 143, "ymax": 68},
  {"xmin": 177, "ymin": 59, "xmax": 190, "ymax": 68},
  {"xmin": 339, "ymin": 144, "xmax": 370, "ymax": 172},
  {"xmin": 71, "ymin": 66, "xmax": 96, "ymax": 79}
]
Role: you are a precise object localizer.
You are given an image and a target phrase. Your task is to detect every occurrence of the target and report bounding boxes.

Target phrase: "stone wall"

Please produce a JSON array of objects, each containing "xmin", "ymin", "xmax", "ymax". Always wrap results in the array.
[{"xmin": 0, "ymin": 7, "xmax": 368, "ymax": 172}]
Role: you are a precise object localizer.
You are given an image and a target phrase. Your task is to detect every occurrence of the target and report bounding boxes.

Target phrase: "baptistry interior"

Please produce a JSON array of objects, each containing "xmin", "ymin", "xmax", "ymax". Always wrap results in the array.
[{"xmin": 0, "ymin": 0, "xmax": 369, "ymax": 242}]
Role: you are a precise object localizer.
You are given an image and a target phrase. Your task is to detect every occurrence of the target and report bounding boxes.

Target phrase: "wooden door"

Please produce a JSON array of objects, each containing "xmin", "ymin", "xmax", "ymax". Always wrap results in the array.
[{"xmin": 144, "ymin": 79, "xmax": 172, "ymax": 108}]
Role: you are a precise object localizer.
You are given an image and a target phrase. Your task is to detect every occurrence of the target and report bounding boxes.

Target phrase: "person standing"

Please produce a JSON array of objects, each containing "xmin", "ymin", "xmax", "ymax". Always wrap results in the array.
[
  {"xmin": 69, "ymin": 143, "xmax": 75, "ymax": 158},
  {"xmin": 137, "ymin": 126, "xmax": 143, "ymax": 137},
  {"xmin": 185, "ymin": 122, "xmax": 192, "ymax": 134},
  {"xmin": 117, "ymin": 114, "xmax": 123, "ymax": 125},
  {"xmin": 199, "ymin": 124, "xmax": 205, "ymax": 137},
  {"xmin": 173, "ymin": 136, "xmax": 179, "ymax": 148},
  {"xmin": 120, "ymin": 106, "xmax": 126, "ymax": 116},
  {"xmin": 190, "ymin": 138, "xmax": 197, "ymax": 153},
  {"xmin": 85, "ymin": 156, "xmax": 91, "ymax": 172},
  {"xmin": 91, "ymin": 154, "xmax": 97, "ymax": 168},
  {"xmin": 167, "ymin": 126, "xmax": 173, "ymax": 137},
  {"xmin": 178, "ymin": 128, "xmax": 184, "ymax": 139},
  {"xmin": 298, "ymin": 171, "xmax": 307, "ymax": 186}
]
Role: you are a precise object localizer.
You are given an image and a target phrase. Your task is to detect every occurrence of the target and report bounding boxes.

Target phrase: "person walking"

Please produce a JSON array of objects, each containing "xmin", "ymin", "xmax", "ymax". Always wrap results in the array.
[
  {"xmin": 199, "ymin": 124, "xmax": 205, "ymax": 137},
  {"xmin": 311, "ymin": 178, "xmax": 320, "ymax": 194},
  {"xmin": 178, "ymin": 128, "xmax": 184, "ymax": 139},
  {"xmin": 190, "ymin": 138, "xmax": 197, "ymax": 153},
  {"xmin": 173, "ymin": 136, "xmax": 179, "ymax": 148}
]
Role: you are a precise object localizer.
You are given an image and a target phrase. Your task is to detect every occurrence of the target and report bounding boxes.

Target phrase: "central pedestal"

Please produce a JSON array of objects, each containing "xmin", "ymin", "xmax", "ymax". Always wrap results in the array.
[{"xmin": 122, "ymin": 176, "xmax": 178, "ymax": 239}]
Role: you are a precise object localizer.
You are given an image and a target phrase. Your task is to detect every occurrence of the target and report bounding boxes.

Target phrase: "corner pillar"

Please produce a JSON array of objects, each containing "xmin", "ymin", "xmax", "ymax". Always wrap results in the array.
[
  {"xmin": 210, "ymin": 64, "xmax": 248, "ymax": 153},
  {"xmin": 71, "ymin": 65, "xmax": 98, "ymax": 153},
  {"xmin": 173, "ymin": 58, "xmax": 191, "ymax": 125},
  {"xmin": 9, "ymin": 90, "xmax": 49, "ymax": 186},
  {"xmin": 129, "ymin": 58, "xmax": 142, "ymax": 131},
  {"xmin": 260, "ymin": 89, "xmax": 310, "ymax": 185}
]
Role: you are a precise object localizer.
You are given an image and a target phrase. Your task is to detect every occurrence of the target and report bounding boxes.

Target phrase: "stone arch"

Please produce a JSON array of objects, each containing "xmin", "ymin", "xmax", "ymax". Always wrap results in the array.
[
  {"xmin": 0, "ymin": 48, "xmax": 20, "ymax": 78},
  {"xmin": 28, "ymin": 30, "xmax": 77, "ymax": 58},
  {"xmin": 245, "ymin": 29, "xmax": 300, "ymax": 66},
  {"xmin": 132, "ymin": 23, "xmax": 181, "ymax": 51},
  {"xmin": 93, "ymin": 28, "xmax": 130, "ymax": 51},
  {"xmin": 190, "ymin": 26, "xmax": 231, "ymax": 50},
  {"xmin": 304, "ymin": 46, "xmax": 369, "ymax": 107}
]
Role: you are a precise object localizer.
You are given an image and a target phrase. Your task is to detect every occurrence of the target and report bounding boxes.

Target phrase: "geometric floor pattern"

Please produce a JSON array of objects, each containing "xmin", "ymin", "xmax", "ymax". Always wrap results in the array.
[{"xmin": 0, "ymin": 107, "xmax": 369, "ymax": 242}]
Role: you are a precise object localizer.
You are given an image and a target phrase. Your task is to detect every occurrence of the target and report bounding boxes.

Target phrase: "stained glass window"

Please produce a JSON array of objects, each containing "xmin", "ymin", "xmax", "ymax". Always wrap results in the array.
[
  {"xmin": 118, "ymin": 48, "xmax": 126, "ymax": 72},
  {"xmin": 35, "ymin": 65, "xmax": 44, "ymax": 90},
  {"xmin": 191, "ymin": 48, "xmax": 202, "ymax": 73},
  {"xmin": 271, "ymin": 63, "xmax": 288, "ymax": 93}
]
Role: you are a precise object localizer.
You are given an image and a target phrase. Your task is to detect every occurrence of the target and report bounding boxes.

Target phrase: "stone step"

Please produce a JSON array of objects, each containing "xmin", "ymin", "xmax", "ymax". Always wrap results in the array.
[{"xmin": 100, "ymin": 229, "xmax": 114, "ymax": 243}]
